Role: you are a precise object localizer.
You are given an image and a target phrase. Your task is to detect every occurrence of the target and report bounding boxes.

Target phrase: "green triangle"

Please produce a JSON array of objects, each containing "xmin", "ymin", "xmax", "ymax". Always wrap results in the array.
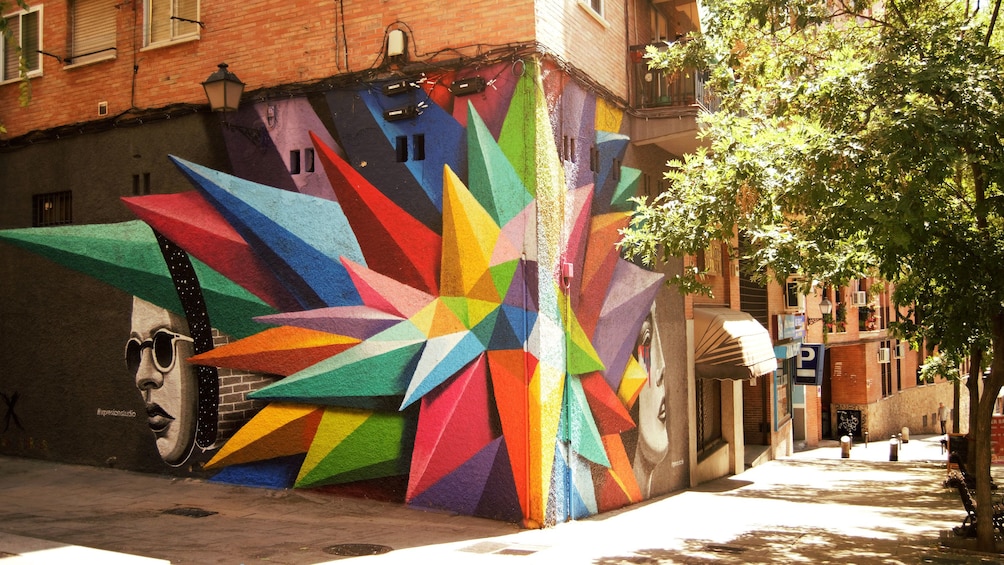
[
  {"xmin": 565, "ymin": 376, "xmax": 610, "ymax": 467},
  {"xmin": 467, "ymin": 103, "xmax": 532, "ymax": 225},
  {"xmin": 295, "ymin": 412, "xmax": 412, "ymax": 487},
  {"xmin": 611, "ymin": 166, "xmax": 642, "ymax": 212},
  {"xmin": 441, "ymin": 296, "xmax": 470, "ymax": 327},
  {"xmin": 563, "ymin": 307, "xmax": 605, "ymax": 375},
  {"xmin": 0, "ymin": 221, "xmax": 274, "ymax": 338},
  {"xmin": 489, "ymin": 260, "xmax": 519, "ymax": 298},
  {"xmin": 498, "ymin": 66, "xmax": 540, "ymax": 197},
  {"xmin": 249, "ymin": 338, "xmax": 424, "ymax": 401}
]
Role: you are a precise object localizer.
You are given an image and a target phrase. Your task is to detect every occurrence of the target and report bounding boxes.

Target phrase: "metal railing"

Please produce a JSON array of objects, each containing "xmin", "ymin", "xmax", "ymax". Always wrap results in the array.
[{"xmin": 630, "ymin": 45, "xmax": 720, "ymax": 112}]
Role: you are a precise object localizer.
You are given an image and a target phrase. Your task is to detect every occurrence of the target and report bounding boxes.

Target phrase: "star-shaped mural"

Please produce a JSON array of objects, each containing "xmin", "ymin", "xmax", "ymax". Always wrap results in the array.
[{"xmin": 0, "ymin": 60, "xmax": 664, "ymax": 527}]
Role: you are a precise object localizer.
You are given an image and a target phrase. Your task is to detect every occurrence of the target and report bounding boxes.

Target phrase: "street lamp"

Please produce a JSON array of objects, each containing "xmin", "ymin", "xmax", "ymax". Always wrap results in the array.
[
  {"xmin": 202, "ymin": 63, "xmax": 245, "ymax": 112},
  {"xmin": 807, "ymin": 296, "xmax": 833, "ymax": 325}
]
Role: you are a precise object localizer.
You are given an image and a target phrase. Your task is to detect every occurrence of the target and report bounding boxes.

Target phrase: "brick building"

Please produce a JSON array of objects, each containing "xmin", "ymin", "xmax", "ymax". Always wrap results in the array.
[{"xmin": 1, "ymin": 0, "xmax": 781, "ymax": 525}]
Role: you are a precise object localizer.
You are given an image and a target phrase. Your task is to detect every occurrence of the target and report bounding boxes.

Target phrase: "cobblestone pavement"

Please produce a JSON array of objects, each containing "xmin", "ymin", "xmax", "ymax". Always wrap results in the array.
[{"xmin": 1, "ymin": 434, "xmax": 1001, "ymax": 564}]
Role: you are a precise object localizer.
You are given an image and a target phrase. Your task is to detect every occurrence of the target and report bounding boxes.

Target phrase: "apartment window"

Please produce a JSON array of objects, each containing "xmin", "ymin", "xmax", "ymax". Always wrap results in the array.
[
  {"xmin": 70, "ymin": 0, "xmax": 117, "ymax": 65},
  {"xmin": 1, "ymin": 6, "xmax": 41, "ymax": 83},
  {"xmin": 587, "ymin": 0, "xmax": 603, "ymax": 17},
  {"xmin": 145, "ymin": 0, "xmax": 199, "ymax": 47},
  {"xmin": 32, "ymin": 191, "xmax": 72, "ymax": 227}
]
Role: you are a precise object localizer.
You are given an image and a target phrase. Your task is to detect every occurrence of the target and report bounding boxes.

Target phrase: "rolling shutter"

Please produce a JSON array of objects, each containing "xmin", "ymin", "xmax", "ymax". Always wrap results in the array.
[{"xmin": 72, "ymin": 0, "xmax": 116, "ymax": 61}]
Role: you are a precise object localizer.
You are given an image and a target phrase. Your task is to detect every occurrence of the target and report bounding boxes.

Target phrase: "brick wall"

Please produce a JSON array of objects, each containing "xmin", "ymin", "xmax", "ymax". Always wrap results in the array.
[
  {"xmin": 211, "ymin": 330, "xmax": 275, "ymax": 443},
  {"xmin": 1, "ymin": 0, "xmax": 537, "ymax": 137}
]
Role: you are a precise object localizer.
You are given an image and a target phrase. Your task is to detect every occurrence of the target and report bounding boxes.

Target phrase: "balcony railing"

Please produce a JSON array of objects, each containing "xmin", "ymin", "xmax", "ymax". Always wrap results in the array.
[{"xmin": 630, "ymin": 44, "xmax": 720, "ymax": 112}]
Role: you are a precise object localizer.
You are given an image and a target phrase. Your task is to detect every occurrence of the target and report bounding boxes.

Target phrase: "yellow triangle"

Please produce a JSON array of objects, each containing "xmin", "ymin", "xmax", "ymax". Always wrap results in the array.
[
  {"xmin": 441, "ymin": 165, "xmax": 499, "ymax": 297},
  {"xmin": 205, "ymin": 403, "xmax": 320, "ymax": 469},
  {"xmin": 595, "ymin": 97, "xmax": 623, "ymax": 133},
  {"xmin": 468, "ymin": 269, "xmax": 502, "ymax": 302},
  {"xmin": 528, "ymin": 362, "xmax": 565, "ymax": 524},
  {"xmin": 617, "ymin": 355, "xmax": 648, "ymax": 409}
]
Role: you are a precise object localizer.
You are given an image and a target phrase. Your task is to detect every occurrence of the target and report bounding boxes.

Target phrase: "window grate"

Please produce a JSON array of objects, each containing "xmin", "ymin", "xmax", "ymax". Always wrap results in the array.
[{"xmin": 32, "ymin": 191, "xmax": 73, "ymax": 227}]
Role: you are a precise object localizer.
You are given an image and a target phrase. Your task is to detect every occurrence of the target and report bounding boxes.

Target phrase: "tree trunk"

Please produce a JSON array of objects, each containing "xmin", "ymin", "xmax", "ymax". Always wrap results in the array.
[
  {"xmin": 974, "ymin": 315, "xmax": 1004, "ymax": 551},
  {"xmin": 967, "ymin": 349, "xmax": 982, "ymax": 469}
]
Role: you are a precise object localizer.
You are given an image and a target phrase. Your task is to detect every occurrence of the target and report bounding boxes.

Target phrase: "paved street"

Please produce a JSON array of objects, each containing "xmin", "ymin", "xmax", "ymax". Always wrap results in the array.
[{"xmin": 0, "ymin": 434, "xmax": 999, "ymax": 564}]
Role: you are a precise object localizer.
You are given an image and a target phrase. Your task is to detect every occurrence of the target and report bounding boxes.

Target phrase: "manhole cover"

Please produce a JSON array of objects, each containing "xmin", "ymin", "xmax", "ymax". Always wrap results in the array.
[
  {"xmin": 323, "ymin": 544, "xmax": 393, "ymax": 556},
  {"xmin": 161, "ymin": 507, "xmax": 218, "ymax": 518}
]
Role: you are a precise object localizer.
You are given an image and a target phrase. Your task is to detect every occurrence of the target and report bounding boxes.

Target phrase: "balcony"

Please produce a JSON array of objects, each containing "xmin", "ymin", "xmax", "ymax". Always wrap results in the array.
[
  {"xmin": 630, "ymin": 44, "xmax": 720, "ymax": 113},
  {"xmin": 628, "ymin": 44, "xmax": 720, "ymax": 157}
]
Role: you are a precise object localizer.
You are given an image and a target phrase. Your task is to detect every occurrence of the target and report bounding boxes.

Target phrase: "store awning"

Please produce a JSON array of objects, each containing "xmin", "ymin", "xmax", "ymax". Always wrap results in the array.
[{"xmin": 694, "ymin": 307, "xmax": 778, "ymax": 380}]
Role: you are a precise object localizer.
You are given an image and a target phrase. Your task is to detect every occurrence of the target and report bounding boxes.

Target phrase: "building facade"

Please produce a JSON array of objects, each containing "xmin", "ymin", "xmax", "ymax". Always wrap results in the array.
[{"xmin": 0, "ymin": 0, "xmax": 780, "ymax": 526}]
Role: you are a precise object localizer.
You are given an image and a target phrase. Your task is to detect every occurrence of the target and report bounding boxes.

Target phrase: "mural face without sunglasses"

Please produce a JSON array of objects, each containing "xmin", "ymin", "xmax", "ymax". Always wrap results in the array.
[{"xmin": 128, "ymin": 297, "xmax": 197, "ymax": 466}]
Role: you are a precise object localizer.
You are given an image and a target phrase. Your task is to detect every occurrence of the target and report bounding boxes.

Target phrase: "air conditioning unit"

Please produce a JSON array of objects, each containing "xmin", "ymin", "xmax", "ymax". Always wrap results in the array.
[
  {"xmin": 851, "ymin": 291, "xmax": 868, "ymax": 307},
  {"xmin": 895, "ymin": 342, "xmax": 908, "ymax": 359},
  {"xmin": 878, "ymin": 347, "xmax": 891, "ymax": 364}
]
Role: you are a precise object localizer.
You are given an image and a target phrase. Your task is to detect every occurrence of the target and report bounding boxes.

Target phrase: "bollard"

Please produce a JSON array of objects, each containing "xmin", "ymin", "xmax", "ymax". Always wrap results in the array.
[
  {"xmin": 901, "ymin": 427, "xmax": 909, "ymax": 443},
  {"xmin": 889, "ymin": 435, "xmax": 899, "ymax": 461},
  {"xmin": 864, "ymin": 431, "xmax": 869, "ymax": 447},
  {"xmin": 841, "ymin": 435, "xmax": 851, "ymax": 458}
]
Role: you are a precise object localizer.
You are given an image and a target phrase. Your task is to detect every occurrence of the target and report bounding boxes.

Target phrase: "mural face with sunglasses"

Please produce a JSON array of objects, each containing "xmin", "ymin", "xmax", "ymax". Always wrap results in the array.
[{"xmin": 127, "ymin": 296, "xmax": 197, "ymax": 465}]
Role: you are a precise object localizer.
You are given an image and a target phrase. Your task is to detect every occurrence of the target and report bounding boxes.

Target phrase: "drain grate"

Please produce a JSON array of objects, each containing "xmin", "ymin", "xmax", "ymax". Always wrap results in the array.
[
  {"xmin": 161, "ymin": 507, "xmax": 218, "ymax": 518},
  {"xmin": 323, "ymin": 544, "xmax": 393, "ymax": 556},
  {"xmin": 704, "ymin": 543, "xmax": 748, "ymax": 554}
]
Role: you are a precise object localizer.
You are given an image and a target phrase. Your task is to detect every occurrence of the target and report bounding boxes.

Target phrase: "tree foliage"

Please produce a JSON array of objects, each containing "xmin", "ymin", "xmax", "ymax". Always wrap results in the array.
[{"xmin": 620, "ymin": 0, "xmax": 1004, "ymax": 550}]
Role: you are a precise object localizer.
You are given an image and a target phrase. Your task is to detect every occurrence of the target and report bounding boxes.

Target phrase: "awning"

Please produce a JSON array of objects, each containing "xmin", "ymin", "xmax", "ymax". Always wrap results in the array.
[{"xmin": 694, "ymin": 307, "xmax": 778, "ymax": 380}]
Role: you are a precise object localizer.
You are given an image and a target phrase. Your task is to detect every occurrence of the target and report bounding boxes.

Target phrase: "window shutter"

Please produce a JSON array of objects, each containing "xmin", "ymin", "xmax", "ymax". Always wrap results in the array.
[
  {"xmin": 148, "ymin": 0, "xmax": 170, "ymax": 44},
  {"xmin": 21, "ymin": 11, "xmax": 39, "ymax": 71},
  {"xmin": 72, "ymin": 0, "xmax": 117, "ymax": 61},
  {"xmin": 174, "ymin": 0, "xmax": 199, "ymax": 36},
  {"xmin": 2, "ymin": 16, "xmax": 18, "ymax": 81}
]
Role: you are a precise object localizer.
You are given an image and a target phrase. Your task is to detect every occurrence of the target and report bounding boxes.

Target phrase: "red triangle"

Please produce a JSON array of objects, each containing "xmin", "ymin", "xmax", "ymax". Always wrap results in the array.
[
  {"xmin": 580, "ymin": 372, "xmax": 636, "ymax": 435},
  {"xmin": 122, "ymin": 191, "xmax": 300, "ymax": 311},
  {"xmin": 311, "ymin": 132, "xmax": 441, "ymax": 295},
  {"xmin": 407, "ymin": 354, "xmax": 494, "ymax": 501}
]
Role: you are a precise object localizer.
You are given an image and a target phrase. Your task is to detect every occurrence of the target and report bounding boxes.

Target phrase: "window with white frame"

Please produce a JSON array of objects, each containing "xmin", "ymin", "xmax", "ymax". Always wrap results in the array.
[
  {"xmin": 70, "ymin": 0, "xmax": 118, "ymax": 65},
  {"xmin": 1, "ymin": 6, "xmax": 41, "ymax": 83},
  {"xmin": 145, "ymin": 0, "xmax": 199, "ymax": 47},
  {"xmin": 590, "ymin": 0, "xmax": 603, "ymax": 16}
]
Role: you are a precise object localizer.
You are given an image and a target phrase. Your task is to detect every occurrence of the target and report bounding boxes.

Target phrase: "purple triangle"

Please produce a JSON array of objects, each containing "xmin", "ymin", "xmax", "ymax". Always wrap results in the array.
[
  {"xmin": 503, "ymin": 259, "xmax": 538, "ymax": 311},
  {"xmin": 408, "ymin": 437, "xmax": 504, "ymax": 517},
  {"xmin": 474, "ymin": 437, "xmax": 522, "ymax": 522}
]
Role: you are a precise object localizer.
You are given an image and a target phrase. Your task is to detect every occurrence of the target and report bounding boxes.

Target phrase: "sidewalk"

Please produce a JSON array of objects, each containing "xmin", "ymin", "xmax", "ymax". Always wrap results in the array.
[{"xmin": 0, "ymin": 434, "xmax": 995, "ymax": 564}]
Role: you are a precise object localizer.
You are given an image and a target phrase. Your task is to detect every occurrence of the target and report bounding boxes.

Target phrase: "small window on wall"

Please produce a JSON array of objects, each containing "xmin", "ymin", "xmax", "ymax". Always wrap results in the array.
[
  {"xmin": 1, "ymin": 6, "xmax": 41, "ymax": 83},
  {"xmin": 33, "ymin": 191, "xmax": 73, "ymax": 227},
  {"xmin": 784, "ymin": 281, "xmax": 804, "ymax": 310},
  {"xmin": 588, "ymin": 0, "xmax": 604, "ymax": 16},
  {"xmin": 145, "ymin": 0, "xmax": 200, "ymax": 47}
]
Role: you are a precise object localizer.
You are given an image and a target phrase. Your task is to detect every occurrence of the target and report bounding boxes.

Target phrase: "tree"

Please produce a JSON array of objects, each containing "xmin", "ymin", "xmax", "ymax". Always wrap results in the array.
[
  {"xmin": 0, "ymin": 0, "xmax": 33, "ymax": 134},
  {"xmin": 620, "ymin": 0, "xmax": 1004, "ymax": 550}
]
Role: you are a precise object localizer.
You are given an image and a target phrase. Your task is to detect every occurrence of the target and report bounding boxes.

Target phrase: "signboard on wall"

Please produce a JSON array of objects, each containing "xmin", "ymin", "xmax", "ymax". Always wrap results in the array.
[
  {"xmin": 795, "ymin": 343, "xmax": 825, "ymax": 386},
  {"xmin": 776, "ymin": 314, "xmax": 807, "ymax": 341}
]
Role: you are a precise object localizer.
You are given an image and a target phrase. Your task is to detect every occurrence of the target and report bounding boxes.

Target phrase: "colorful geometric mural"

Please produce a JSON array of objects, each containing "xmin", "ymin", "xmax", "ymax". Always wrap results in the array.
[{"xmin": 0, "ymin": 59, "xmax": 666, "ymax": 527}]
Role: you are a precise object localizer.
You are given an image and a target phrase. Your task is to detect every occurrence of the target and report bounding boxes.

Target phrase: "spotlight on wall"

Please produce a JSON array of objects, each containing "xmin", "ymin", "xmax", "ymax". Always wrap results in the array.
[
  {"xmin": 382, "ymin": 78, "xmax": 417, "ymax": 96},
  {"xmin": 449, "ymin": 76, "xmax": 487, "ymax": 96},
  {"xmin": 383, "ymin": 105, "xmax": 419, "ymax": 122}
]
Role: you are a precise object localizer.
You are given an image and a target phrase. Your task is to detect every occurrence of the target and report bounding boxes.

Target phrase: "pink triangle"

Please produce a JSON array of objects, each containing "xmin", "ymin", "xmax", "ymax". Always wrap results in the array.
[
  {"xmin": 406, "ymin": 353, "xmax": 495, "ymax": 501},
  {"xmin": 122, "ymin": 192, "xmax": 300, "ymax": 312},
  {"xmin": 342, "ymin": 257, "xmax": 435, "ymax": 318}
]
